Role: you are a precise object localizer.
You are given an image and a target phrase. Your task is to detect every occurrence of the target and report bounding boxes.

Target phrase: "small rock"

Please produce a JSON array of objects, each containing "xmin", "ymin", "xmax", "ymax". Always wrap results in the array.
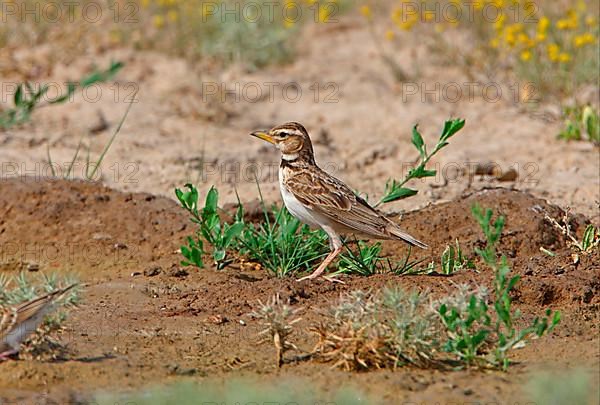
[
  {"xmin": 166, "ymin": 364, "xmax": 197, "ymax": 376},
  {"xmin": 114, "ymin": 243, "xmax": 128, "ymax": 250},
  {"xmin": 26, "ymin": 262, "xmax": 40, "ymax": 272},
  {"xmin": 169, "ymin": 267, "xmax": 188, "ymax": 278},
  {"xmin": 131, "ymin": 271, "xmax": 141, "ymax": 277},
  {"xmin": 144, "ymin": 266, "xmax": 162, "ymax": 277},
  {"xmin": 92, "ymin": 233, "xmax": 113, "ymax": 241},
  {"xmin": 463, "ymin": 388, "xmax": 474, "ymax": 396}
]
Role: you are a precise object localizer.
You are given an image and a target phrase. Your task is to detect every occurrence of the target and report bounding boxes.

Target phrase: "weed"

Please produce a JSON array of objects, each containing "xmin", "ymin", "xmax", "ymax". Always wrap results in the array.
[
  {"xmin": 337, "ymin": 241, "xmax": 426, "ymax": 276},
  {"xmin": 337, "ymin": 240, "xmax": 386, "ymax": 275},
  {"xmin": 558, "ymin": 104, "xmax": 600, "ymax": 144},
  {"xmin": 416, "ymin": 240, "xmax": 475, "ymax": 275},
  {"xmin": 175, "ymin": 184, "xmax": 244, "ymax": 269},
  {"xmin": 251, "ymin": 294, "xmax": 302, "ymax": 367},
  {"xmin": 544, "ymin": 207, "xmax": 600, "ymax": 254},
  {"xmin": 376, "ymin": 118, "xmax": 465, "ymax": 206},
  {"xmin": 0, "ymin": 61, "xmax": 123, "ymax": 130},
  {"xmin": 239, "ymin": 202, "xmax": 329, "ymax": 277},
  {"xmin": 440, "ymin": 240, "xmax": 475, "ymax": 274},
  {"xmin": 312, "ymin": 287, "xmax": 441, "ymax": 370},
  {"xmin": 438, "ymin": 205, "xmax": 560, "ymax": 370}
]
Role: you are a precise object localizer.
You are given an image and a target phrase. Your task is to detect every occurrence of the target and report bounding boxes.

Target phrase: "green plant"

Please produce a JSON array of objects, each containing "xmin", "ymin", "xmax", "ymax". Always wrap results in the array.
[
  {"xmin": 0, "ymin": 61, "xmax": 123, "ymax": 129},
  {"xmin": 440, "ymin": 240, "xmax": 475, "ymax": 274},
  {"xmin": 376, "ymin": 118, "xmax": 466, "ymax": 207},
  {"xmin": 337, "ymin": 240, "xmax": 385, "ymax": 275},
  {"xmin": 544, "ymin": 208, "xmax": 600, "ymax": 254},
  {"xmin": 336, "ymin": 241, "xmax": 425, "ymax": 276},
  {"xmin": 558, "ymin": 105, "xmax": 600, "ymax": 144},
  {"xmin": 239, "ymin": 201, "xmax": 329, "ymax": 278},
  {"xmin": 438, "ymin": 205, "xmax": 560, "ymax": 370},
  {"xmin": 175, "ymin": 184, "xmax": 245, "ymax": 269}
]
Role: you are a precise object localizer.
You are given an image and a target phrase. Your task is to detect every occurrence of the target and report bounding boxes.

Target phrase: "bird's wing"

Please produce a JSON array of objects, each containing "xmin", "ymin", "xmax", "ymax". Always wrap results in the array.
[
  {"xmin": 14, "ymin": 284, "xmax": 77, "ymax": 325},
  {"xmin": 285, "ymin": 169, "xmax": 391, "ymax": 238}
]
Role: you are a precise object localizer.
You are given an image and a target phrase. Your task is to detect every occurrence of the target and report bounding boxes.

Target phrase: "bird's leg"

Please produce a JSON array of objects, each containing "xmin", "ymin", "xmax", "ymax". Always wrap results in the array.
[
  {"xmin": 0, "ymin": 349, "xmax": 18, "ymax": 361},
  {"xmin": 297, "ymin": 246, "xmax": 343, "ymax": 281},
  {"xmin": 297, "ymin": 228, "xmax": 343, "ymax": 282}
]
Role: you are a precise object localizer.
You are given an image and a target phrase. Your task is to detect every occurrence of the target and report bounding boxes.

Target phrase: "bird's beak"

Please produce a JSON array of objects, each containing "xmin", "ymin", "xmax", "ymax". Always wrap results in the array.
[{"xmin": 250, "ymin": 130, "xmax": 275, "ymax": 144}]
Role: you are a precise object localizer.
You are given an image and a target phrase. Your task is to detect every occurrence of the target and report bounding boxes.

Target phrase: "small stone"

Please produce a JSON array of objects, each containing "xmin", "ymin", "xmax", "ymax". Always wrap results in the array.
[
  {"xmin": 144, "ymin": 266, "xmax": 162, "ymax": 277},
  {"xmin": 131, "ymin": 271, "xmax": 141, "ymax": 277},
  {"xmin": 114, "ymin": 243, "xmax": 128, "ymax": 250},
  {"xmin": 169, "ymin": 267, "xmax": 188, "ymax": 278},
  {"xmin": 463, "ymin": 388, "xmax": 474, "ymax": 396},
  {"xmin": 26, "ymin": 262, "xmax": 40, "ymax": 272},
  {"xmin": 92, "ymin": 233, "xmax": 113, "ymax": 241}
]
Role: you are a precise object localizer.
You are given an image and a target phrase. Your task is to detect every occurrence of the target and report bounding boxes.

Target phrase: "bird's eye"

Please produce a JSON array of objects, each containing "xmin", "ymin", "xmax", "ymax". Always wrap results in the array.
[{"xmin": 278, "ymin": 132, "xmax": 288, "ymax": 138}]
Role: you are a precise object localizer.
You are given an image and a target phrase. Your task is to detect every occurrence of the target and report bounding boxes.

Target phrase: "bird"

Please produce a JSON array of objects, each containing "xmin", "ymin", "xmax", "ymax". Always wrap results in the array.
[
  {"xmin": 250, "ymin": 122, "xmax": 427, "ymax": 281},
  {"xmin": 0, "ymin": 284, "xmax": 77, "ymax": 360}
]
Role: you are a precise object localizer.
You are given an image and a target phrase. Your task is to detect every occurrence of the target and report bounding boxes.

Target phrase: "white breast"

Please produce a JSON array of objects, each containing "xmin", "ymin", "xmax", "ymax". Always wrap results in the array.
[{"xmin": 279, "ymin": 167, "xmax": 322, "ymax": 227}]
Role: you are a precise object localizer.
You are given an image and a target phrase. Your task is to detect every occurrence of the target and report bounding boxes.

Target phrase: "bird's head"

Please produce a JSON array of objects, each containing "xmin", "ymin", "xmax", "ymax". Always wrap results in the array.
[{"xmin": 250, "ymin": 122, "xmax": 314, "ymax": 161}]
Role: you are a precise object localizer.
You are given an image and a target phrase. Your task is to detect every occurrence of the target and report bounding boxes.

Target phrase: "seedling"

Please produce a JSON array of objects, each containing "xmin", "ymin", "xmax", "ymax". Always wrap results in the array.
[
  {"xmin": 376, "ymin": 118, "xmax": 465, "ymax": 207},
  {"xmin": 438, "ymin": 205, "xmax": 560, "ymax": 370},
  {"xmin": 239, "ymin": 202, "xmax": 329, "ymax": 278},
  {"xmin": 558, "ymin": 105, "xmax": 599, "ymax": 145},
  {"xmin": 544, "ymin": 207, "xmax": 599, "ymax": 254},
  {"xmin": 175, "ymin": 184, "xmax": 245, "ymax": 269}
]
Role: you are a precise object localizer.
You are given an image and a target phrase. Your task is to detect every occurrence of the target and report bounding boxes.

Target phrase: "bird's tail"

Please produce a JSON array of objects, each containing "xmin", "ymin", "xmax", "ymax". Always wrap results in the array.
[{"xmin": 386, "ymin": 224, "xmax": 428, "ymax": 249}]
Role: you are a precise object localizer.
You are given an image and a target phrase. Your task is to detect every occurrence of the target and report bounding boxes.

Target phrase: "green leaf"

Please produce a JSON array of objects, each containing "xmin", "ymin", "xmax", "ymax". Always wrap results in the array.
[
  {"xmin": 381, "ymin": 187, "xmax": 418, "ymax": 203},
  {"xmin": 441, "ymin": 119, "xmax": 466, "ymax": 142},
  {"xmin": 14, "ymin": 84, "xmax": 23, "ymax": 106},
  {"xmin": 411, "ymin": 125, "xmax": 425, "ymax": 156}
]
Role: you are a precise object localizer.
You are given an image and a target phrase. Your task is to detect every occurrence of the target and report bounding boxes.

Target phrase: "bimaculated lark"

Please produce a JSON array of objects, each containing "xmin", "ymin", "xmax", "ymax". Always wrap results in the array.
[
  {"xmin": 0, "ymin": 284, "xmax": 77, "ymax": 360},
  {"xmin": 251, "ymin": 122, "xmax": 427, "ymax": 282}
]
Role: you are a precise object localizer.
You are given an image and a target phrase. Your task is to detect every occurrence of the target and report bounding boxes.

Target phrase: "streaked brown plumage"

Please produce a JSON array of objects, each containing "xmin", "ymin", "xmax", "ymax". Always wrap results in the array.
[
  {"xmin": 0, "ymin": 284, "xmax": 77, "ymax": 359},
  {"xmin": 250, "ymin": 122, "xmax": 427, "ymax": 281}
]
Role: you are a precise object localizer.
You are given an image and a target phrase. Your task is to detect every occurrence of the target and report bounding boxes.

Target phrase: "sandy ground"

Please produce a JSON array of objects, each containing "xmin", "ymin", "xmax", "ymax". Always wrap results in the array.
[{"xmin": 1, "ymin": 16, "xmax": 598, "ymax": 221}]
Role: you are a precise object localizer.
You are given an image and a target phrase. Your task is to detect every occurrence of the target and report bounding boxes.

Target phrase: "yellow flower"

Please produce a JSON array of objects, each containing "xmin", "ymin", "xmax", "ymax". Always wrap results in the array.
[
  {"xmin": 536, "ymin": 33, "xmax": 547, "ymax": 42},
  {"xmin": 586, "ymin": 16, "xmax": 597, "ymax": 27},
  {"xmin": 538, "ymin": 16, "xmax": 550, "ymax": 33},
  {"xmin": 489, "ymin": 38, "xmax": 500, "ymax": 48},
  {"xmin": 520, "ymin": 50, "xmax": 532, "ymax": 61},
  {"xmin": 360, "ymin": 5, "xmax": 371, "ymax": 19},
  {"xmin": 494, "ymin": 14, "xmax": 506, "ymax": 31},
  {"xmin": 318, "ymin": 5, "xmax": 329, "ymax": 22},
  {"xmin": 558, "ymin": 53, "xmax": 572, "ymax": 63},
  {"xmin": 574, "ymin": 32, "xmax": 596, "ymax": 47},
  {"xmin": 547, "ymin": 43, "xmax": 560, "ymax": 61},
  {"xmin": 167, "ymin": 9, "xmax": 178, "ymax": 23},
  {"xmin": 385, "ymin": 29, "xmax": 395, "ymax": 41},
  {"xmin": 152, "ymin": 15, "xmax": 165, "ymax": 28}
]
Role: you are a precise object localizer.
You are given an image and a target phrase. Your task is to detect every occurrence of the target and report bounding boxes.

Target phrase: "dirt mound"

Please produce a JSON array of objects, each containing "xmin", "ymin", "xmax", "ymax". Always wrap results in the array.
[{"xmin": 0, "ymin": 178, "xmax": 598, "ymax": 403}]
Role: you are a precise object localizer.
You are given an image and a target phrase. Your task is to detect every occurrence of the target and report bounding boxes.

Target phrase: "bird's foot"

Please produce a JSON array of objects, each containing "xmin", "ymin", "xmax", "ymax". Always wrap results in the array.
[
  {"xmin": 0, "ymin": 349, "xmax": 18, "ymax": 361},
  {"xmin": 296, "ymin": 273, "xmax": 344, "ymax": 283}
]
